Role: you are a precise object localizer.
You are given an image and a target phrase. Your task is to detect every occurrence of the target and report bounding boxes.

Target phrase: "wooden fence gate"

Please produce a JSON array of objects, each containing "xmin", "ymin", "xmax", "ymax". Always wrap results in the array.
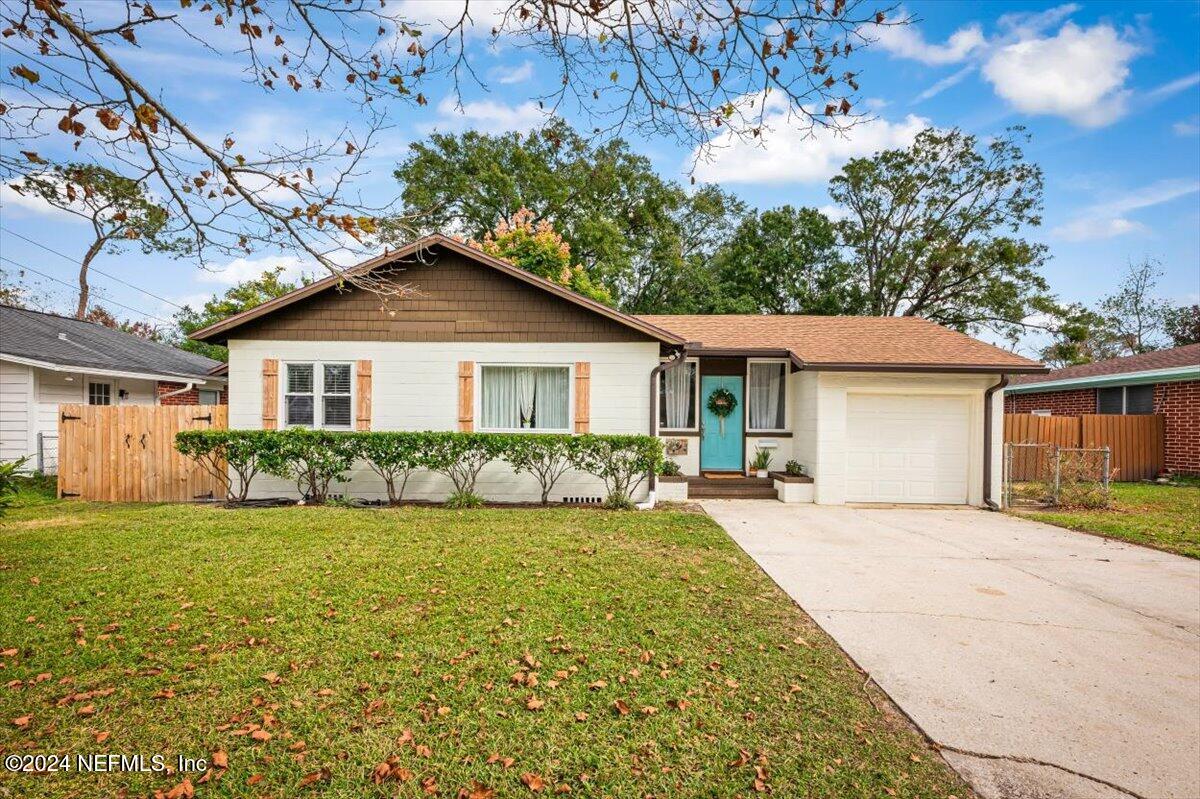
[
  {"xmin": 57, "ymin": 404, "xmax": 227, "ymax": 502},
  {"xmin": 1004, "ymin": 413, "xmax": 1164, "ymax": 482}
]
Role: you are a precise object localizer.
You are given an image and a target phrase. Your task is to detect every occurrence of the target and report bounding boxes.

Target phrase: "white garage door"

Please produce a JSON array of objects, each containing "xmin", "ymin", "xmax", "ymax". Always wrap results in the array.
[{"xmin": 845, "ymin": 393, "xmax": 970, "ymax": 504}]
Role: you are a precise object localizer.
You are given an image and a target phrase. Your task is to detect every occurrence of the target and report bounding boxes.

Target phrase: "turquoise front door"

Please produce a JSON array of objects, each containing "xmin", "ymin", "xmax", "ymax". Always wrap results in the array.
[{"xmin": 700, "ymin": 375, "xmax": 744, "ymax": 471}]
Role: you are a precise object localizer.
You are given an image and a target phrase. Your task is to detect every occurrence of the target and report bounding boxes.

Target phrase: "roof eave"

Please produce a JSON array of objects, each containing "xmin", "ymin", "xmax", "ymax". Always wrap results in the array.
[
  {"xmin": 1007, "ymin": 365, "xmax": 1200, "ymax": 393},
  {"xmin": 804, "ymin": 361, "xmax": 1047, "ymax": 374},
  {"xmin": 0, "ymin": 352, "xmax": 225, "ymax": 384}
]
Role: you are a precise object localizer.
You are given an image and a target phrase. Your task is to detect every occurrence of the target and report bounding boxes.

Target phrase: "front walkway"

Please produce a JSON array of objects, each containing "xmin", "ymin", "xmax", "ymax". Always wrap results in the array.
[{"xmin": 701, "ymin": 501, "xmax": 1200, "ymax": 799}]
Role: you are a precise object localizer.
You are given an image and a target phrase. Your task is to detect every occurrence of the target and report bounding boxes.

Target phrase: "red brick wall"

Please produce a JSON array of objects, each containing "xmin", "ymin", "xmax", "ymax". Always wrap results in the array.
[
  {"xmin": 1004, "ymin": 387, "xmax": 1097, "ymax": 415},
  {"xmin": 1155, "ymin": 380, "xmax": 1200, "ymax": 475},
  {"xmin": 155, "ymin": 381, "xmax": 228, "ymax": 406}
]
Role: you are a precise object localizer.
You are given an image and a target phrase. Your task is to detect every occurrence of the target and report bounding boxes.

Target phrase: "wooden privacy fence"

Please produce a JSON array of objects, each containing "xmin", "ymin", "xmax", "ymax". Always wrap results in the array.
[
  {"xmin": 1004, "ymin": 413, "xmax": 1164, "ymax": 482},
  {"xmin": 57, "ymin": 404, "xmax": 227, "ymax": 502}
]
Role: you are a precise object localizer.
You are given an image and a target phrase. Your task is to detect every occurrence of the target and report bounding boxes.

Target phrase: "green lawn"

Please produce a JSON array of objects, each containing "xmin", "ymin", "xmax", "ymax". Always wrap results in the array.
[
  {"xmin": 1013, "ymin": 479, "xmax": 1200, "ymax": 559},
  {"xmin": 0, "ymin": 490, "xmax": 965, "ymax": 798}
]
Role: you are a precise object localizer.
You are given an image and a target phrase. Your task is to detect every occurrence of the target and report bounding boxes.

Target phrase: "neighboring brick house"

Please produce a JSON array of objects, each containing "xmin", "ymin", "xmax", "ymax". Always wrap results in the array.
[{"xmin": 1005, "ymin": 344, "xmax": 1200, "ymax": 475}]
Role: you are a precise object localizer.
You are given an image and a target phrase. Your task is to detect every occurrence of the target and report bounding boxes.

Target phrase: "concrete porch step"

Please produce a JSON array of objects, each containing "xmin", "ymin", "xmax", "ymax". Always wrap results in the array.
[{"xmin": 686, "ymin": 475, "xmax": 778, "ymax": 500}]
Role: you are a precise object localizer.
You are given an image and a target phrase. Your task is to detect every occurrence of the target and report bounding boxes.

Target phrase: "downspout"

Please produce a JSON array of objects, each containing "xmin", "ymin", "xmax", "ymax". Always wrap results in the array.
[
  {"xmin": 982, "ymin": 374, "xmax": 1010, "ymax": 511},
  {"xmin": 637, "ymin": 346, "xmax": 688, "ymax": 510},
  {"xmin": 157, "ymin": 381, "xmax": 195, "ymax": 403}
]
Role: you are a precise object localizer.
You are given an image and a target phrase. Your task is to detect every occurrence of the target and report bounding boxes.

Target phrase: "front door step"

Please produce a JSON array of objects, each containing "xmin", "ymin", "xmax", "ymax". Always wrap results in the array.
[{"xmin": 687, "ymin": 476, "xmax": 778, "ymax": 499}]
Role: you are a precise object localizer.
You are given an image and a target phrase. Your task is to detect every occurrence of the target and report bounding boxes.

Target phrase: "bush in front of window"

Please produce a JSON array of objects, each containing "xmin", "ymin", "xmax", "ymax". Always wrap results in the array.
[
  {"xmin": 175, "ymin": 430, "xmax": 664, "ymax": 507},
  {"xmin": 258, "ymin": 429, "xmax": 358, "ymax": 504}
]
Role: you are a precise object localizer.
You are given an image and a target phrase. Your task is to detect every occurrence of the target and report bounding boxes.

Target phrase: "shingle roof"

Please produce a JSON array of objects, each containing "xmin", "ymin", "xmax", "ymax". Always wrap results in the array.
[
  {"xmin": 0, "ymin": 304, "xmax": 223, "ymax": 380},
  {"xmin": 1009, "ymin": 343, "xmax": 1200, "ymax": 386},
  {"xmin": 637, "ymin": 314, "xmax": 1044, "ymax": 371}
]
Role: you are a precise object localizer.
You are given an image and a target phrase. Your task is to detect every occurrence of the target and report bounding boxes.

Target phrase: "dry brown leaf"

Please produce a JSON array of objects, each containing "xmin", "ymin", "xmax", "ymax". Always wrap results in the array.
[
  {"xmin": 520, "ymin": 772, "xmax": 546, "ymax": 792},
  {"xmin": 250, "ymin": 729, "xmax": 272, "ymax": 742}
]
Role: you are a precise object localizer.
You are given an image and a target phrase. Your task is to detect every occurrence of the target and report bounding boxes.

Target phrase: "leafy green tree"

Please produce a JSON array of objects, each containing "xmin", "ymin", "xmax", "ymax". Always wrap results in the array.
[
  {"xmin": 391, "ymin": 122, "xmax": 744, "ymax": 312},
  {"xmin": 829, "ymin": 127, "xmax": 1050, "ymax": 340},
  {"xmin": 1037, "ymin": 303, "xmax": 1121, "ymax": 368},
  {"xmin": 471, "ymin": 208, "xmax": 613, "ymax": 305},
  {"xmin": 10, "ymin": 164, "xmax": 184, "ymax": 318},
  {"xmin": 1099, "ymin": 258, "xmax": 1170, "ymax": 354},
  {"xmin": 709, "ymin": 206, "xmax": 864, "ymax": 315},
  {"xmin": 1163, "ymin": 304, "xmax": 1200, "ymax": 347},
  {"xmin": 173, "ymin": 267, "xmax": 304, "ymax": 361}
]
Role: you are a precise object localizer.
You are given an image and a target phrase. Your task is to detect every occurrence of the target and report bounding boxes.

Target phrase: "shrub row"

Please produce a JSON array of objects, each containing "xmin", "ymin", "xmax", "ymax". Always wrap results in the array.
[{"xmin": 175, "ymin": 430, "xmax": 663, "ymax": 509}]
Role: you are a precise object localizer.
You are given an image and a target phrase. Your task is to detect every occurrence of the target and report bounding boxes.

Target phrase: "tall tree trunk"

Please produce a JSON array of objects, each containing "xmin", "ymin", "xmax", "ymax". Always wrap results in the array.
[{"xmin": 75, "ymin": 235, "xmax": 106, "ymax": 318}]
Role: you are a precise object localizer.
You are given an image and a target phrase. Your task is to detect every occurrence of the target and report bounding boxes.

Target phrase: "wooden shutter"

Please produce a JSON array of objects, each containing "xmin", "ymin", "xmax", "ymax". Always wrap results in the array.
[
  {"xmin": 355, "ymin": 360, "xmax": 372, "ymax": 431},
  {"xmin": 458, "ymin": 361, "xmax": 474, "ymax": 432},
  {"xmin": 262, "ymin": 359, "xmax": 279, "ymax": 430},
  {"xmin": 574, "ymin": 361, "xmax": 590, "ymax": 433}
]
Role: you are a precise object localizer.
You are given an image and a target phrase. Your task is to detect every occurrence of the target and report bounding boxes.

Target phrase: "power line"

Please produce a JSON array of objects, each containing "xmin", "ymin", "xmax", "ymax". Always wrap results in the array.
[
  {"xmin": 0, "ymin": 225, "xmax": 186, "ymax": 310},
  {"xmin": 0, "ymin": 255, "xmax": 172, "ymax": 325}
]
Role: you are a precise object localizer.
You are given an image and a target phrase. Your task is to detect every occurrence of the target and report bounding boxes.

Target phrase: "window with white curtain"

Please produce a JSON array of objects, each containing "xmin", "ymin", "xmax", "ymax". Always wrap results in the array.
[
  {"xmin": 747, "ymin": 361, "xmax": 787, "ymax": 431},
  {"xmin": 659, "ymin": 360, "xmax": 697, "ymax": 430},
  {"xmin": 284, "ymin": 362, "xmax": 353, "ymax": 429},
  {"xmin": 480, "ymin": 365, "xmax": 570, "ymax": 431}
]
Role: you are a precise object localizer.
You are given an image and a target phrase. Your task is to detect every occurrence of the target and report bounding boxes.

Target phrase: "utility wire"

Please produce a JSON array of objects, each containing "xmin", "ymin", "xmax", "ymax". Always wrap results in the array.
[
  {"xmin": 0, "ymin": 225, "xmax": 186, "ymax": 311},
  {"xmin": 0, "ymin": 255, "xmax": 172, "ymax": 325}
]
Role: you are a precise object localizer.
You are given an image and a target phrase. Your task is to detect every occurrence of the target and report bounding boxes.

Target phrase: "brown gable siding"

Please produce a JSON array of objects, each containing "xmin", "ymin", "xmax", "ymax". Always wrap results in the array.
[{"xmin": 230, "ymin": 250, "xmax": 650, "ymax": 343}]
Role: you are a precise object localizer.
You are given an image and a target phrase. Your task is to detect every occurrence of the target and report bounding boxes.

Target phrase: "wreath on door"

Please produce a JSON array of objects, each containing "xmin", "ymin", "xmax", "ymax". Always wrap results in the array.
[{"xmin": 706, "ymin": 387, "xmax": 737, "ymax": 434}]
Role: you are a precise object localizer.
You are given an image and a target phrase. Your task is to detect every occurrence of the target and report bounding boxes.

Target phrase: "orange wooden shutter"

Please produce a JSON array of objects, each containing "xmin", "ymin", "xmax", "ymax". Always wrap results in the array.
[
  {"xmin": 262, "ymin": 358, "xmax": 279, "ymax": 430},
  {"xmin": 458, "ymin": 361, "xmax": 474, "ymax": 432},
  {"xmin": 355, "ymin": 360, "xmax": 372, "ymax": 431},
  {"xmin": 574, "ymin": 361, "xmax": 590, "ymax": 433}
]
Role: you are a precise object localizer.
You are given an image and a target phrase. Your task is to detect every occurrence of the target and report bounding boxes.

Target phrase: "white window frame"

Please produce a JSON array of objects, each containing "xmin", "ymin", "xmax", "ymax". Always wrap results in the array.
[
  {"xmin": 279, "ymin": 361, "xmax": 354, "ymax": 430},
  {"xmin": 1031, "ymin": 409, "xmax": 1052, "ymax": 417},
  {"xmin": 745, "ymin": 358, "xmax": 791, "ymax": 434},
  {"xmin": 476, "ymin": 362, "xmax": 574, "ymax": 434},
  {"xmin": 87, "ymin": 380, "xmax": 112, "ymax": 406},
  {"xmin": 657, "ymin": 356, "xmax": 700, "ymax": 432}
]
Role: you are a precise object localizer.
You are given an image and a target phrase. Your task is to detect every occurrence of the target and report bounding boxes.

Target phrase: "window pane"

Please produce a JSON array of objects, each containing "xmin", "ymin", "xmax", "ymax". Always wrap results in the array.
[
  {"xmin": 1097, "ymin": 387, "xmax": 1123, "ymax": 414},
  {"xmin": 1126, "ymin": 384, "xmax": 1155, "ymax": 414},
  {"xmin": 198, "ymin": 389, "xmax": 219, "ymax": 406},
  {"xmin": 323, "ymin": 394, "xmax": 352, "ymax": 426},
  {"xmin": 286, "ymin": 394, "xmax": 314, "ymax": 426},
  {"xmin": 88, "ymin": 382, "xmax": 111, "ymax": 406},
  {"xmin": 660, "ymin": 361, "xmax": 696, "ymax": 429},
  {"xmin": 323, "ymin": 364, "xmax": 351, "ymax": 394},
  {"xmin": 287, "ymin": 363, "xmax": 313, "ymax": 394},
  {"xmin": 748, "ymin": 362, "xmax": 786, "ymax": 429},
  {"xmin": 481, "ymin": 365, "xmax": 570, "ymax": 430}
]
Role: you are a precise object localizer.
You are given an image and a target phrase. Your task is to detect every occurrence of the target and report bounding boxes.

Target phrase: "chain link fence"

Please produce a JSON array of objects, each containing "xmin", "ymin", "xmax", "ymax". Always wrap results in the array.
[{"xmin": 1004, "ymin": 443, "xmax": 1112, "ymax": 509}]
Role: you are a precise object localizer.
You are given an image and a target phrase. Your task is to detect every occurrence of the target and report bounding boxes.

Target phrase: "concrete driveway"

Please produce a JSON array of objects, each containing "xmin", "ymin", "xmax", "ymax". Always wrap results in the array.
[{"xmin": 701, "ymin": 501, "xmax": 1200, "ymax": 799}]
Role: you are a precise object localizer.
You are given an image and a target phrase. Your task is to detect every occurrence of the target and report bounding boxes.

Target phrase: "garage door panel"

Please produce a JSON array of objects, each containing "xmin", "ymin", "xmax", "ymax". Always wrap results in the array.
[{"xmin": 845, "ymin": 393, "xmax": 970, "ymax": 504}]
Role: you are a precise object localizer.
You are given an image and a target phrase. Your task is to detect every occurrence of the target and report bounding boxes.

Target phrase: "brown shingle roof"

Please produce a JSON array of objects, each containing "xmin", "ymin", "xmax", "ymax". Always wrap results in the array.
[
  {"xmin": 1009, "ymin": 343, "xmax": 1200, "ymax": 385},
  {"xmin": 637, "ymin": 314, "xmax": 1044, "ymax": 372}
]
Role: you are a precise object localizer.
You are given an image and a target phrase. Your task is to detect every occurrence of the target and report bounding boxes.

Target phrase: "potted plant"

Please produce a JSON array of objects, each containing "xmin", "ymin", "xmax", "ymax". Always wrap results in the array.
[
  {"xmin": 750, "ymin": 447, "xmax": 773, "ymax": 478},
  {"xmin": 785, "ymin": 460, "xmax": 806, "ymax": 477}
]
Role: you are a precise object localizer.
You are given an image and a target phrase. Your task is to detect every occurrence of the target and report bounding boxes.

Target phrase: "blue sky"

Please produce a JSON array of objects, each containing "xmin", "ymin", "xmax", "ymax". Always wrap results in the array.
[{"xmin": 1, "ymin": 1, "xmax": 1198, "ymax": 355}]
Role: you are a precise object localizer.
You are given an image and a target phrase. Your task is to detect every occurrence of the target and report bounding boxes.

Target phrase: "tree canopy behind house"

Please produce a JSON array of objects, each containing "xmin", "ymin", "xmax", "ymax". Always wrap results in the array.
[{"xmin": 173, "ymin": 268, "xmax": 307, "ymax": 362}]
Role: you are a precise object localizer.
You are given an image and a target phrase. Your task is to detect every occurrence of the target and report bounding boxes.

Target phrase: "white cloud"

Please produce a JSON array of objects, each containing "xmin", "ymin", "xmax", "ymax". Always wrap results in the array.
[
  {"xmin": 390, "ymin": 1, "xmax": 509, "ymax": 34},
  {"xmin": 691, "ymin": 98, "xmax": 929, "ymax": 185},
  {"xmin": 490, "ymin": 60, "xmax": 534, "ymax": 85},
  {"xmin": 196, "ymin": 255, "xmax": 311, "ymax": 286},
  {"xmin": 1174, "ymin": 115, "xmax": 1200, "ymax": 137},
  {"xmin": 424, "ymin": 96, "xmax": 548, "ymax": 134},
  {"xmin": 1146, "ymin": 72, "xmax": 1200, "ymax": 101},
  {"xmin": 817, "ymin": 204, "xmax": 852, "ymax": 222},
  {"xmin": 982, "ymin": 22, "xmax": 1139, "ymax": 128},
  {"xmin": 1053, "ymin": 217, "xmax": 1147, "ymax": 242},
  {"xmin": 0, "ymin": 183, "xmax": 81, "ymax": 221},
  {"xmin": 1052, "ymin": 178, "xmax": 1200, "ymax": 242},
  {"xmin": 914, "ymin": 64, "xmax": 976, "ymax": 103},
  {"xmin": 874, "ymin": 20, "xmax": 985, "ymax": 65}
]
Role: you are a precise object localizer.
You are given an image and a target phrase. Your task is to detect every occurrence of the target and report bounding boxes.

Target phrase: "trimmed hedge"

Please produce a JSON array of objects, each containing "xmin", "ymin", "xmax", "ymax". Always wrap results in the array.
[{"xmin": 175, "ymin": 430, "xmax": 662, "ymax": 507}]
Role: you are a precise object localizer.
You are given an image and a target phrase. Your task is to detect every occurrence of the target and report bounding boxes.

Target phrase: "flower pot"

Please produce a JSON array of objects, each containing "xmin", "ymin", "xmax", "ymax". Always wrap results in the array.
[{"xmin": 755, "ymin": 469, "xmax": 768, "ymax": 479}]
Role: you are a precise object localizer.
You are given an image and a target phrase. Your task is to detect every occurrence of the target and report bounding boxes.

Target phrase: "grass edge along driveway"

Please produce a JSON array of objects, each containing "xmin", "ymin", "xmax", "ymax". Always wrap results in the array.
[
  {"xmin": 1010, "ymin": 479, "xmax": 1200, "ymax": 559},
  {"xmin": 0, "ymin": 497, "xmax": 968, "ymax": 798}
]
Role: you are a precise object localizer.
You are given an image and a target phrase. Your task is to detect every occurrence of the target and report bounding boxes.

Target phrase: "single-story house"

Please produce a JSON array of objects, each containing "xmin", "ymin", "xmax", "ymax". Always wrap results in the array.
[
  {"xmin": 1005, "ymin": 344, "xmax": 1200, "ymax": 475},
  {"xmin": 0, "ymin": 304, "xmax": 227, "ymax": 472},
  {"xmin": 190, "ymin": 234, "xmax": 1044, "ymax": 506}
]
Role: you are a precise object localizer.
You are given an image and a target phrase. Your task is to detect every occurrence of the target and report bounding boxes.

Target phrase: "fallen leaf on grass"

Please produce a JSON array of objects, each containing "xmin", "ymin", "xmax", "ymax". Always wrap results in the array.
[
  {"xmin": 11, "ymin": 715, "xmax": 30, "ymax": 728},
  {"xmin": 520, "ymin": 772, "xmax": 546, "ymax": 792},
  {"xmin": 525, "ymin": 696, "xmax": 544, "ymax": 711},
  {"xmin": 250, "ymin": 729, "xmax": 272, "ymax": 742},
  {"xmin": 262, "ymin": 672, "xmax": 282, "ymax": 685},
  {"xmin": 612, "ymin": 700, "xmax": 630, "ymax": 716},
  {"xmin": 246, "ymin": 774, "xmax": 263, "ymax": 786},
  {"xmin": 464, "ymin": 781, "xmax": 496, "ymax": 799},
  {"xmin": 94, "ymin": 730, "xmax": 110, "ymax": 743},
  {"xmin": 76, "ymin": 704, "xmax": 96, "ymax": 716},
  {"xmin": 298, "ymin": 767, "xmax": 331, "ymax": 788},
  {"xmin": 162, "ymin": 778, "xmax": 195, "ymax": 799}
]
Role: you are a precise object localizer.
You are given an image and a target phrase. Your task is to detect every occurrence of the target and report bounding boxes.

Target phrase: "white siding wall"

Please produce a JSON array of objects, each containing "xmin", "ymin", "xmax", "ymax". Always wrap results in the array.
[
  {"xmin": 790, "ymin": 371, "xmax": 819, "ymax": 478},
  {"xmin": 811, "ymin": 371, "xmax": 1002, "ymax": 507},
  {"xmin": 0, "ymin": 361, "xmax": 33, "ymax": 466},
  {"xmin": 227, "ymin": 339, "xmax": 660, "ymax": 502}
]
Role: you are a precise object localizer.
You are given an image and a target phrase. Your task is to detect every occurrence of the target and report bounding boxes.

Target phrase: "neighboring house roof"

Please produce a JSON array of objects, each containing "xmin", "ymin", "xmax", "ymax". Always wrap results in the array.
[
  {"xmin": 190, "ymin": 234, "xmax": 686, "ymax": 346},
  {"xmin": 1007, "ymin": 344, "xmax": 1200, "ymax": 393},
  {"xmin": 639, "ymin": 314, "xmax": 1045, "ymax": 373},
  {"xmin": 0, "ymin": 304, "xmax": 224, "ymax": 383}
]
